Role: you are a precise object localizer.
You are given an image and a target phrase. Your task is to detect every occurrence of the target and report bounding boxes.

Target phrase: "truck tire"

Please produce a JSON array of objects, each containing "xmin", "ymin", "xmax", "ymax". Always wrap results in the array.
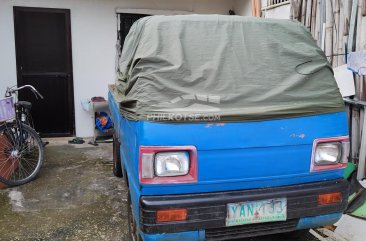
[
  {"xmin": 113, "ymin": 134, "xmax": 123, "ymax": 177},
  {"xmin": 128, "ymin": 190, "xmax": 142, "ymax": 241}
]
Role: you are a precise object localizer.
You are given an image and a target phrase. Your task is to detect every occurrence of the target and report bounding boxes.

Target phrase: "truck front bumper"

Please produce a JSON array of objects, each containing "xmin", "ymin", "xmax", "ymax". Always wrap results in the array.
[{"xmin": 140, "ymin": 179, "xmax": 349, "ymax": 241}]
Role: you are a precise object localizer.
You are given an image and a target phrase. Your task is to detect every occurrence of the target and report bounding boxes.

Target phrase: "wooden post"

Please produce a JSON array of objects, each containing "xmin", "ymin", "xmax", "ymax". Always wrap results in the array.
[
  {"xmin": 302, "ymin": 0, "xmax": 308, "ymax": 23},
  {"xmin": 332, "ymin": 0, "xmax": 340, "ymax": 67},
  {"xmin": 360, "ymin": 0, "xmax": 366, "ymax": 103},
  {"xmin": 290, "ymin": 0, "xmax": 294, "ymax": 19},
  {"xmin": 344, "ymin": 0, "xmax": 352, "ymax": 36},
  {"xmin": 325, "ymin": 0, "xmax": 334, "ymax": 65},
  {"xmin": 349, "ymin": 0, "xmax": 360, "ymax": 167},
  {"xmin": 306, "ymin": 0, "xmax": 313, "ymax": 29},
  {"xmin": 338, "ymin": 0, "xmax": 345, "ymax": 65},
  {"xmin": 291, "ymin": 0, "xmax": 302, "ymax": 21},
  {"xmin": 357, "ymin": 107, "xmax": 366, "ymax": 179},
  {"xmin": 314, "ymin": 0, "xmax": 321, "ymax": 44},
  {"xmin": 251, "ymin": 0, "xmax": 262, "ymax": 17},
  {"xmin": 348, "ymin": 0, "xmax": 359, "ymax": 54},
  {"xmin": 320, "ymin": 0, "xmax": 326, "ymax": 49},
  {"xmin": 311, "ymin": 0, "xmax": 318, "ymax": 36},
  {"xmin": 356, "ymin": 0, "xmax": 364, "ymax": 100},
  {"xmin": 359, "ymin": 2, "xmax": 366, "ymax": 52}
]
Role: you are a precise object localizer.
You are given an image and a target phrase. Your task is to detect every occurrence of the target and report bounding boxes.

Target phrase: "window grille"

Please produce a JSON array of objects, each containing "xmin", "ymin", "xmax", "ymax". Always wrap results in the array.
[{"xmin": 267, "ymin": 0, "xmax": 290, "ymax": 7}]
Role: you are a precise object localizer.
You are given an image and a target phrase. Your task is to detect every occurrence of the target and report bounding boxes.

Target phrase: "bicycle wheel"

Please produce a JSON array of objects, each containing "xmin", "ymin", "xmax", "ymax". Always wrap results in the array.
[{"xmin": 0, "ymin": 122, "xmax": 44, "ymax": 186}]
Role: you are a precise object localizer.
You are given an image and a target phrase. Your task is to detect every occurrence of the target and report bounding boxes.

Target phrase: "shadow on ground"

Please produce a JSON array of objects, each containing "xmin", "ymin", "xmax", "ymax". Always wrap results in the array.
[{"xmin": 0, "ymin": 140, "xmax": 319, "ymax": 241}]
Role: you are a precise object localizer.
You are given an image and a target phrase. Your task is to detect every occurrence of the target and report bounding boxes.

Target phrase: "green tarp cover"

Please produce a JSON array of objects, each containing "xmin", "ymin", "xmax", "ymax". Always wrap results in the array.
[{"xmin": 115, "ymin": 15, "xmax": 344, "ymax": 122}]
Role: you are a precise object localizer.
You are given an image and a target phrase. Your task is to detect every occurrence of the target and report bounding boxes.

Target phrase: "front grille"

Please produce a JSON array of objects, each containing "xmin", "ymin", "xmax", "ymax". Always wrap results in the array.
[{"xmin": 205, "ymin": 219, "xmax": 299, "ymax": 241}]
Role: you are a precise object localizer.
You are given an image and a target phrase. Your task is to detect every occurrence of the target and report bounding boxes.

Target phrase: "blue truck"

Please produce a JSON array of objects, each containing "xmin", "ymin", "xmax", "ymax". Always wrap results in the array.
[{"xmin": 109, "ymin": 15, "xmax": 350, "ymax": 241}]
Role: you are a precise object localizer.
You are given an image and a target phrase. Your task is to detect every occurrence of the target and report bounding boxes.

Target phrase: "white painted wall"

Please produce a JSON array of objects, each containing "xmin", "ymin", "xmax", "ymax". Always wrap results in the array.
[
  {"xmin": 0, "ymin": 0, "xmax": 234, "ymax": 137},
  {"xmin": 261, "ymin": 0, "xmax": 291, "ymax": 19},
  {"xmin": 233, "ymin": 0, "xmax": 252, "ymax": 16}
]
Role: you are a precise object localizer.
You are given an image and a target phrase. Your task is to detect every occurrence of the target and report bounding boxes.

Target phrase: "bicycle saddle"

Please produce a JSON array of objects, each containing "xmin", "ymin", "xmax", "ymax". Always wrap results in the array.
[{"xmin": 16, "ymin": 101, "xmax": 32, "ymax": 110}]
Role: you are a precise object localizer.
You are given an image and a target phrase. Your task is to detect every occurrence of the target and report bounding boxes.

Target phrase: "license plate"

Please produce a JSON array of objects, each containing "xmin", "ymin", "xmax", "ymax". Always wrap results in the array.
[{"xmin": 226, "ymin": 198, "xmax": 287, "ymax": 226}]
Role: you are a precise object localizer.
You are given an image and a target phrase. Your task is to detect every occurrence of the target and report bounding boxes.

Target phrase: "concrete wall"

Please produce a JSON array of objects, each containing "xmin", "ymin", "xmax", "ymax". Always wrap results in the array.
[
  {"xmin": 233, "ymin": 0, "xmax": 252, "ymax": 16},
  {"xmin": 261, "ymin": 0, "xmax": 290, "ymax": 19},
  {"xmin": 0, "ymin": 0, "xmax": 233, "ymax": 137}
]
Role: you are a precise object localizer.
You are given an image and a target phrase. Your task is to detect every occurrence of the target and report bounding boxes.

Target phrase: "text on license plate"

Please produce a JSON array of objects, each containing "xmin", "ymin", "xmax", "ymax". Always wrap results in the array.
[{"xmin": 226, "ymin": 198, "xmax": 287, "ymax": 226}]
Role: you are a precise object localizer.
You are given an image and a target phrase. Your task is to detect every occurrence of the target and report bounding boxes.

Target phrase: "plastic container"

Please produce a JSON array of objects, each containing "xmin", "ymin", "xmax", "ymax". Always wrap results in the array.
[{"xmin": 0, "ymin": 97, "xmax": 15, "ymax": 122}]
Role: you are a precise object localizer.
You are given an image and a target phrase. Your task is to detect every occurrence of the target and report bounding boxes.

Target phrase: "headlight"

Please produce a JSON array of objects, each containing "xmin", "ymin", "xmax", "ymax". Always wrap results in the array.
[
  {"xmin": 314, "ymin": 142, "xmax": 341, "ymax": 165},
  {"xmin": 311, "ymin": 136, "xmax": 349, "ymax": 172},
  {"xmin": 139, "ymin": 146, "xmax": 198, "ymax": 184},
  {"xmin": 155, "ymin": 152, "xmax": 189, "ymax": 177}
]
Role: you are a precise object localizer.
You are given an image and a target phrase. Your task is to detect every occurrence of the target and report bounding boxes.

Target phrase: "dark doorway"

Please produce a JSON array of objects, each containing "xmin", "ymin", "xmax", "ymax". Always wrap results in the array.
[{"xmin": 14, "ymin": 7, "xmax": 75, "ymax": 137}]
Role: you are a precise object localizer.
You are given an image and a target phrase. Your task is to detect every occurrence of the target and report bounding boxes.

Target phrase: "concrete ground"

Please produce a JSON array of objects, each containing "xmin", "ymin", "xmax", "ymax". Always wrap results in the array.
[
  {"xmin": 333, "ymin": 215, "xmax": 366, "ymax": 241},
  {"xmin": 0, "ymin": 139, "xmax": 348, "ymax": 241},
  {"xmin": 0, "ymin": 139, "xmax": 128, "ymax": 241}
]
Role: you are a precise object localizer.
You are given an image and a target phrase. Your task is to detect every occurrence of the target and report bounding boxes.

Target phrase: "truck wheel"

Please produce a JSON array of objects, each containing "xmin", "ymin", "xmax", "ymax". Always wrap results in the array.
[
  {"xmin": 113, "ymin": 134, "xmax": 123, "ymax": 177},
  {"xmin": 128, "ymin": 191, "xmax": 142, "ymax": 241}
]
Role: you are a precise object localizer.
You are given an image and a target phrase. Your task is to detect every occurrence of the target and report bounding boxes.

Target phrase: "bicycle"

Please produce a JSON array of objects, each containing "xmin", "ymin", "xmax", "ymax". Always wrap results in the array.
[{"xmin": 0, "ymin": 85, "xmax": 44, "ymax": 186}]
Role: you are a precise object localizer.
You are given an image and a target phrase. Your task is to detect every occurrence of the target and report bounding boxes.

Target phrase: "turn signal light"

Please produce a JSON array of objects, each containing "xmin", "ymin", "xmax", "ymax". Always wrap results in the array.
[
  {"xmin": 156, "ymin": 209, "xmax": 187, "ymax": 223},
  {"xmin": 318, "ymin": 192, "xmax": 342, "ymax": 205}
]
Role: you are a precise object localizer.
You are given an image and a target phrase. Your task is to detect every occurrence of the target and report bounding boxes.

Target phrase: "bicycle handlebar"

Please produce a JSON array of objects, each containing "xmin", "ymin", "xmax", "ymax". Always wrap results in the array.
[{"xmin": 6, "ymin": 85, "xmax": 44, "ymax": 99}]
